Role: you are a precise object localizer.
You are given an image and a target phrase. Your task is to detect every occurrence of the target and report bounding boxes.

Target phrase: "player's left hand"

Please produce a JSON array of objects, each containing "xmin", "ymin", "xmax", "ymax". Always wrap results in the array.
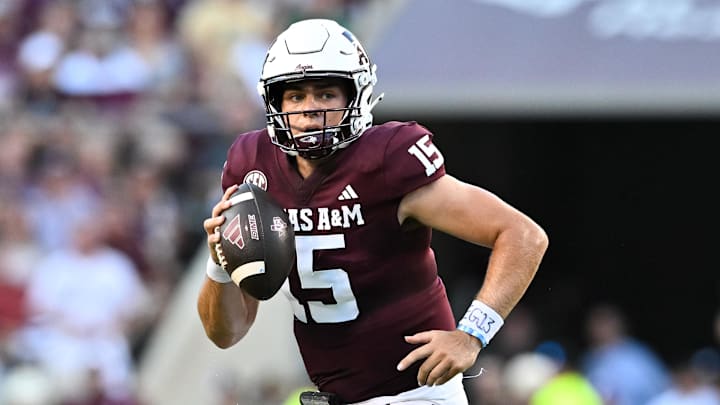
[{"xmin": 396, "ymin": 329, "xmax": 482, "ymax": 386}]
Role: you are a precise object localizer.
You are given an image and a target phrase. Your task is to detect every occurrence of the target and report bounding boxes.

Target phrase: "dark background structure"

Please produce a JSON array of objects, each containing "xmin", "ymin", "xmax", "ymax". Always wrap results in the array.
[{"xmin": 378, "ymin": 113, "xmax": 720, "ymax": 365}]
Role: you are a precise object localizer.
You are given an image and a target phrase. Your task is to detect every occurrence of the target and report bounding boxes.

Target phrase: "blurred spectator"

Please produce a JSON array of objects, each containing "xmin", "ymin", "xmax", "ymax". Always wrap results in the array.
[
  {"xmin": 0, "ymin": 198, "xmax": 39, "ymax": 337},
  {"xmin": 15, "ymin": 215, "xmax": 152, "ymax": 403},
  {"xmin": 124, "ymin": 161, "xmax": 183, "ymax": 274},
  {"xmin": 531, "ymin": 370, "xmax": 603, "ymax": 405},
  {"xmin": 102, "ymin": 196, "xmax": 149, "ymax": 279},
  {"xmin": 120, "ymin": 1, "xmax": 189, "ymax": 101},
  {"xmin": 176, "ymin": 0, "xmax": 272, "ymax": 80},
  {"xmin": 647, "ymin": 348, "xmax": 720, "ymax": 405},
  {"xmin": 0, "ymin": 364, "xmax": 57, "ymax": 405},
  {"xmin": 52, "ymin": 25, "xmax": 148, "ymax": 98},
  {"xmin": 74, "ymin": 0, "xmax": 133, "ymax": 31},
  {"xmin": 581, "ymin": 303, "xmax": 671, "ymax": 405},
  {"xmin": 692, "ymin": 347, "xmax": 720, "ymax": 388},
  {"xmin": 72, "ymin": 115, "xmax": 121, "ymax": 193},
  {"xmin": 502, "ymin": 351, "xmax": 559, "ymax": 405},
  {"xmin": 0, "ymin": 0, "xmax": 20, "ymax": 111},
  {"xmin": 24, "ymin": 154, "xmax": 101, "ymax": 252},
  {"xmin": 530, "ymin": 340, "xmax": 603, "ymax": 405},
  {"xmin": 16, "ymin": 0, "xmax": 76, "ymax": 115},
  {"xmin": 0, "ymin": 197, "xmax": 39, "ymax": 399},
  {"xmin": 176, "ymin": 0, "xmax": 272, "ymax": 135},
  {"xmin": 110, "ymin": 159, "xmax": 184, "ymax": 324},
  {"xmin": 278, "ymin": 0, "xmax": 358, "ymax": 28},
  {"xmin": 228, "ymin": 21, "xmax": 273, "ymax": 111},
  {"xmin": 62, "ymin": 368, "xmax": 139, "ymax": 405},
  {"xmin": 124, "ymin": 109, "xmax": 188, "ymax": 172},
  {"xmin": 0, "ymin": 115, "xmax": 36, "ymax": 196}
]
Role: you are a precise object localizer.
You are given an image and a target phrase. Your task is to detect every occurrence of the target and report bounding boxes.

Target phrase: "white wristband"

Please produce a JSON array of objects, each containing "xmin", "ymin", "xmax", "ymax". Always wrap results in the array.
[
  {"xmin": 457, "ymin": 300, "xmax": 504, "ymax": 348},
  {"xmin": 206, "ymin": 256, "xmax": 232, "ymax": 283}
]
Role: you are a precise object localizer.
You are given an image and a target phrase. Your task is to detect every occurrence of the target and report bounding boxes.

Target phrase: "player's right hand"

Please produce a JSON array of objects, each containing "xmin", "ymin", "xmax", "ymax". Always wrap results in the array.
[
  {"xmin": 203, "ymin": 184, "xmax": 239, "ymax": 264},
  {"xmin": 397, "ymin": 329, "xmax": 482, "ymax": 387}
]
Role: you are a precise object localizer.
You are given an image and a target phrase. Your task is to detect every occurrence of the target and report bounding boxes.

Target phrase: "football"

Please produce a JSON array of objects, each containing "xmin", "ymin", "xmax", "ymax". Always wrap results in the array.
[{"xmin": 215, "ymin": 183, "xmax": 296, "ymax": 300}]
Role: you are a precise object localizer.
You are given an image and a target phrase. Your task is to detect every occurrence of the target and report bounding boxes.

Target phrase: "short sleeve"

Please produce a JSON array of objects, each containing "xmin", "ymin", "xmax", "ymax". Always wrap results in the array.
[{"xmin": 382, "ymin": 122, "xmax": 446, "ymax": 199}]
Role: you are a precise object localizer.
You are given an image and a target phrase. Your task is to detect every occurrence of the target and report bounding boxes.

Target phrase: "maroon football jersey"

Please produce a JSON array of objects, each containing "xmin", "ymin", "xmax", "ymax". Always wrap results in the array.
[{"xmin": 221, "ymin": 121, "xmax": 455, "ymax": 403}]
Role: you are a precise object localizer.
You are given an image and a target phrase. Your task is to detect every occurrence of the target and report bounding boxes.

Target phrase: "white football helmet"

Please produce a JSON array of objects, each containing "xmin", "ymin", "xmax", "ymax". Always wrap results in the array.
[{"xmin": 257, "ymin": 19, "xmax": 383, "ymax": 159}]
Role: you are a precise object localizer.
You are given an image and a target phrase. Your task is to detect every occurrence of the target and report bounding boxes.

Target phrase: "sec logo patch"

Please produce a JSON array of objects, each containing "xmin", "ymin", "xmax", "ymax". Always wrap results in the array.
[{"xmin": 243, "ymin": 170, "xmax": 268, "ymax": 191}]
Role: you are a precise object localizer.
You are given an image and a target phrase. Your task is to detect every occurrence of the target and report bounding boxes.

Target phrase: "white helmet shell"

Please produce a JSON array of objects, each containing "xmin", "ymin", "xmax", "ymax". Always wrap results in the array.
[{"xmin": 257, "ymin": 19, "xmax": 383, "ymax": 159}]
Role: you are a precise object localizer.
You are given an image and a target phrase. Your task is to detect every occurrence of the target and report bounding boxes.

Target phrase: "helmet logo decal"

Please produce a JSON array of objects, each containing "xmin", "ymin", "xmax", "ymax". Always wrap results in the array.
[
  {"xmin": 295, "ymin": 63, "xmax": 313, "ymax": 71},
  {"xmin": 341, "ymin": 30, "xmax": 355, "ymax": 42},
  {"xmin": 243, "ymin": 170, "xmax": 268, "ymax": 191},
  {"xmin": 356, "ymin": 47, "xmax": 368, "ymax": 66},
  {"xmin": 341, "ymin": 30, "xmax": 368, "ymax": 65}
]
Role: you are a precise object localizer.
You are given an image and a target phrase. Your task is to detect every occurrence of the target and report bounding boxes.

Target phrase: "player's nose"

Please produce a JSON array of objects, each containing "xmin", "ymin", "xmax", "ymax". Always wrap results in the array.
[{"xmin": 301, "ymin": 95, "xmax": 321, "ymax": 115}]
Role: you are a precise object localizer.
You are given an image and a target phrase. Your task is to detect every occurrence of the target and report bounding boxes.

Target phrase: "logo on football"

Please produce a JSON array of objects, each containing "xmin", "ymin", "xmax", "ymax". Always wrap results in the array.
[
  {"xmin": 215, "ymin": 183, "xmax": 296, "ymax": 300},
  {"xmin": 222, "ymin": 215, "xmax": 245, "ymax": 249}
]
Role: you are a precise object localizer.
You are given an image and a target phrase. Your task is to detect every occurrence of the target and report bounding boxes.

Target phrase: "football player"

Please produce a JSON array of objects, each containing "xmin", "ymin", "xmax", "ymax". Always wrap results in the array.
[{"xmin": 199, "ymin": 18, "xmax": 549, "ymax": 405}]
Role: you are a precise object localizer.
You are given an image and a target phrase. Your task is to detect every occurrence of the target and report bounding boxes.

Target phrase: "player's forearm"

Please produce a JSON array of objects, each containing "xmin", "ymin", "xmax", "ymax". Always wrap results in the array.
[
  {"xmin": 197, "ymin": 278, "xmax": 259, "ymax": 348},
  {"xmin": 477, "ymin": 223, "xmax": 548, "ymax": 318}
]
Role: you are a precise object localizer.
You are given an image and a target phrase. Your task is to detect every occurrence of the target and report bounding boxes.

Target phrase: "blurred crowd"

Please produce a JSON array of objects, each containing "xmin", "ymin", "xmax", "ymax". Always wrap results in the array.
[
  {"xmin": 1, "ymin": 1, "xmax": 719, "ymax": 405},
  {"xmin": 463, "ymin": 303, "xmax": 720, "ymax": 405},
  {"xmin": 0, "ymin": 0, "xmax": 364, "ymax": 404}
]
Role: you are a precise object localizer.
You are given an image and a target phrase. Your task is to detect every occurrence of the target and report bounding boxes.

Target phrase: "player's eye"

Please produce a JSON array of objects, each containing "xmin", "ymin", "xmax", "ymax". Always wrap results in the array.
[
  {"xmin": 286, "ymin": 93, "xmax": 303, "ymax": 102},
  {"xmin": 320, "ymin": 91, "xmax": 338, "ymax": 100}
]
